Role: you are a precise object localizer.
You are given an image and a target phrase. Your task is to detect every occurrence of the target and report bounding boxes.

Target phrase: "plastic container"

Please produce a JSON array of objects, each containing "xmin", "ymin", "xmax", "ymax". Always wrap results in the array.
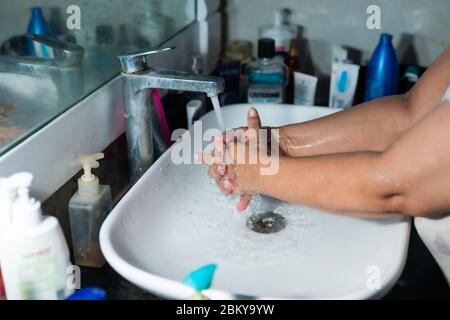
[
  {"xmin": 27, "ymin": 7, "xmax": 52, "ymax": 58},
  {"xmin": 0, "ymin": 173, "xmax": 72, "ymax": 300},
  {"xmin": 330, "ymin": 62, "xmax": 360, "ymax": 109},
  {"xmin": 65, "ymin": 287, "xmax": 106, "ymax": 300},
  {"xmin": 259, "ymin": 8, "xmax": 296, "ymax": 53},
  {"xmin": 294, "ymin": 72, "xmax": 318, "ymax": 106},
  {"xmin": 364, "ymin": 33, "xmax": 399, "ymax": 101},
  {"xmin": 69, "ymin": 153, "xmax": 112, "ymax": 268},
  {"xmin": 0, "ymin": 175, "xmax": 19, "ymax": 300},
  {"xmin": 246, "ymin": 38, "xmax": 288, "ymax": 104}
]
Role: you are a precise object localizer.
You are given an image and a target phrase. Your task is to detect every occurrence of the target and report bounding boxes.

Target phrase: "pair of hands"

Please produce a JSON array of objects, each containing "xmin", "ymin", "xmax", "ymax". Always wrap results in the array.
[{"xmin": 200, "ymin": 107, "xmax": 276, "ymax": 212}]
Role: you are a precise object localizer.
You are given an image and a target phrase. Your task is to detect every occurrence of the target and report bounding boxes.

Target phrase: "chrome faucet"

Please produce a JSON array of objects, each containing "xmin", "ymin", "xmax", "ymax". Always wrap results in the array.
[
  {"xmin": 0, "ymin": 33, "xmax": 84, "ymax": 104},
  {"xmin": 0, "ymin": 33, "xmax": 84, "ymax": 74},
  {"xmin": 118, "ymin": 47, "xmax": 225, "ymax": 184}
]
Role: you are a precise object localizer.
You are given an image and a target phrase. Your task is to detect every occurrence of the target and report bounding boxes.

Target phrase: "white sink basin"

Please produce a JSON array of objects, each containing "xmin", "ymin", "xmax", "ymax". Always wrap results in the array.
[{"xmin": 100, "ymin": 104, "xmax": 411, "ymax": 299}]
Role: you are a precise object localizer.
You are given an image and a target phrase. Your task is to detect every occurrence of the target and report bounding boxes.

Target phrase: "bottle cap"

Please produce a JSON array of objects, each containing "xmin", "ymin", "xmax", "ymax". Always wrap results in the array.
[
  {"xmin": 74, "ymin": 153, "xmax": 104, "ymax": 196},
  {"xmin": 380, "ymin": 33, "xmax": 393, "ymax": 43},
  {"xmin": 258, "ymin": 38, "xmax": 275, "ymax": 59}
]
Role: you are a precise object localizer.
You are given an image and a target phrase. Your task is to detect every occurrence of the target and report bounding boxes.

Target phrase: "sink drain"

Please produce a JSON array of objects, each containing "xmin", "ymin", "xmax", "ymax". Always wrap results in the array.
[{"xmin": 247, "ymin": 212, "xmax": 286, "ymax": 234}]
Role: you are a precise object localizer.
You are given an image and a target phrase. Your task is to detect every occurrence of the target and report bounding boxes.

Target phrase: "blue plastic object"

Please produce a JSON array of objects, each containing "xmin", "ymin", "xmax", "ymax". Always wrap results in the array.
[
  {"xmin": 365, "ymin": 33, "xmax": 399, "ymax": 101},
  {"xmin": 65, "ymin": 288, "xmax": 107, "ymax": 300},
  {"xmin": 182, "ymin": 263, "xmax": 217, "ymax": 292},
  {"xmin": 27, "ymin": 7, "xmax": 52, "ymax": 58}
]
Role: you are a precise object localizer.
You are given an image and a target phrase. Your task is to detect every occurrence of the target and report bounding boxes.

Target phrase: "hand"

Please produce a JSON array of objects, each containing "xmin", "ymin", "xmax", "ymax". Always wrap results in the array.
[{"xmin": 202, "ymin": 107, "xmax": 272, "ymax": 212}]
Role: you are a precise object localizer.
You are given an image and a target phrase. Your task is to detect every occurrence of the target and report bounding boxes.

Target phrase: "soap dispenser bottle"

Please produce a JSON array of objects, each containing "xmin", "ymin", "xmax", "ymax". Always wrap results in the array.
[
  {"xmin": 0, "ymin": 175, "xmax": 18, "ymax": 300},
  {"xmin": 0, "ymin": 173, "xmax": 72, "ymax": 300},
  {"xmin": 364, "ymin": 33, "xmax": 399, "ymax": 101},
  {"xmin": 27, "ymin": 7, "xmax": 52, "ymax": 58},
  {"xmin": 69, "ymin": 153, "xmax": 112, "ymax": 268},
  {"xmin": 246, "ymin": 38, "xmax": 288, "ymax": 104}
]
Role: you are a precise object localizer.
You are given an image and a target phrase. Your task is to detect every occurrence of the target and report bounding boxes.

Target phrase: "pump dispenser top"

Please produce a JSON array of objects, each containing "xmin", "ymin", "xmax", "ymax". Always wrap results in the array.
[
  {"xmin": 8, "ymin": 172, "xmax": 43, "ymax": 228},
  {"xmin": 74, "ymin": 153, "xmax": 104, "ymax": 196}
]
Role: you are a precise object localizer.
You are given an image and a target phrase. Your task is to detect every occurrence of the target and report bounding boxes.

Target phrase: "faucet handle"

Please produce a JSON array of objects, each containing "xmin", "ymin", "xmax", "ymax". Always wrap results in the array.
[
  {"xmin": 117, "ymin": 47, "xmax": 175, "ymax": 74},
  {"xmin": 24, "ymin": 33, "xmax": 84, "ymax": 67}
]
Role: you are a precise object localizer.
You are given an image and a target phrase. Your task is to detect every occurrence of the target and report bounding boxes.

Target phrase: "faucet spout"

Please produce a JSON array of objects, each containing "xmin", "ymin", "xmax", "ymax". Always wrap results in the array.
[
  {"xmin": 126, "ymin": 68, "xmax": 224, "ymax": 96},
  {"xmin": 118, "ymin": 47, "xmax": 225, "ymax": 184}
]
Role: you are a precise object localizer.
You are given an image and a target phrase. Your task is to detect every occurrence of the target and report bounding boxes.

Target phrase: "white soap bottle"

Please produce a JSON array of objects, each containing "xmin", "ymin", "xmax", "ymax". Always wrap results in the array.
[
  {"xmin": 69, "ymin": 153, "xmax": 112, "ymax": 268},
  {"xmin": 0, "ymin": 173, "xmax": 72, "ymax": 300},
  {"xmin": 259, "ymin": 8, "xmax": 297, "ymax": 53},
  {"xmin": 0, "ymin": 175, "xmax": 19, "ymax": 300}
]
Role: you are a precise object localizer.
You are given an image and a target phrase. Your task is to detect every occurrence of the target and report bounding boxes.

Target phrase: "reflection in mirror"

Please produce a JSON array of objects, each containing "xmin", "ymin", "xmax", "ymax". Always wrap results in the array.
[{"xmin": 0, "ymin": 0, "xmax": 196, "ymax": 155}]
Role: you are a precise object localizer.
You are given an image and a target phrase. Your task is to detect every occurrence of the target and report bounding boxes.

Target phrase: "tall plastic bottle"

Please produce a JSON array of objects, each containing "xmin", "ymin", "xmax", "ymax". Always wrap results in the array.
[
  {"xmin": 27, "ymin": 7, "xmax": 52, "ymax": 58},
  {"xmin": 0, "ymin": 173, "xmax": 72, "ymax": 300},
  {"xmin": 364, "ymin": 33, "xmax": 399, "ymax": 101},
  {"xmin": 246, "ymin": 38, "xmax": 288, "ymax": 104}
]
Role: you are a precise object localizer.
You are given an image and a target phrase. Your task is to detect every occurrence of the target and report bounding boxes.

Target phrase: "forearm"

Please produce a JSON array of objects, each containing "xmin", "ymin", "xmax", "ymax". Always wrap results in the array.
[
  {"xmin": 256, "ymin": 153, "xmax": 400, "ymax": 218},
  {"xmin": 276, "ymin": 95, "xmax": 413, "ymax": 157},
  {"xmin": 277, "ymin": 46, "xmax": 450, "ymax": 158}
]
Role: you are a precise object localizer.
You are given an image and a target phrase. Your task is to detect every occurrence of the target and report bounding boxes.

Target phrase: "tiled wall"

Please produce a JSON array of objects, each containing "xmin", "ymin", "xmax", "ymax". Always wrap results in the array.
[{"xmin": 226, "ymin": 0, "xmax": 450, "ymax": 73}]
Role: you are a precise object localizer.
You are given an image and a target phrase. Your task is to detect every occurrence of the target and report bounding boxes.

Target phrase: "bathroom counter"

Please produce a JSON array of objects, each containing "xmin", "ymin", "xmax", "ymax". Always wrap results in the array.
[{"xmin": 81, "ymin": 225, "xmax": 450, "ymax": 300}]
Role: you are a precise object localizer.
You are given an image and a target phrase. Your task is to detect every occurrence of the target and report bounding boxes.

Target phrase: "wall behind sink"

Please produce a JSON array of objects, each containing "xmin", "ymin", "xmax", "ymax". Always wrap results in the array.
[{"xmin": 225, "ymin": 0, "xmax": 450, "ymax": 73}]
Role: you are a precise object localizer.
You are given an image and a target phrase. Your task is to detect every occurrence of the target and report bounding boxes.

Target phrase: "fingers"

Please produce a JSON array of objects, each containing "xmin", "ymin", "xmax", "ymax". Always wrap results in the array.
[
  {"xmin": 208, "ymin": 164, "xmax": 227, "ymax": 179},
  {"xmin": 217, "ymin": 178, "xmax": 234, "ymax": 195},
  {"xmin": 247, "ymin": 107, "xmax": 261, "ymax": 130},
  {"xmin": 236, "ymin": 195, "xmax": 252, "ymax": 212}
]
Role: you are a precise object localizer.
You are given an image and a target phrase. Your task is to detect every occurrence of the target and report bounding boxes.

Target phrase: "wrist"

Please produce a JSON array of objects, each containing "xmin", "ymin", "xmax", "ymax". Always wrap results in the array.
[
  {"xmin": 272, "ymin": 126, "xmax": 290, "ymax": 156},
  {"xmin": 254, "ymin": 154, "xmax": 285, "ymax": 195}
]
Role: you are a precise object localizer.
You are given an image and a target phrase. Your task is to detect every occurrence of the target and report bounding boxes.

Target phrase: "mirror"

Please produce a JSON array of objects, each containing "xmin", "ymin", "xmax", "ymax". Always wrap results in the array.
[{"xmin": 0, "ymin": 0, "xmax": 196, "ymax": 155}]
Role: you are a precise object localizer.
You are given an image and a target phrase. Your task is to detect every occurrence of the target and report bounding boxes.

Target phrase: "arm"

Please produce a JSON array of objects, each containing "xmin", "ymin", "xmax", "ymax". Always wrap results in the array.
[
  {"xmin": 276, "ymin": 46, "xmax": 450, "ymax": 157},
  {"xmin": 256, "ymin": 102, "xmax": 450, "ymax": 218}
]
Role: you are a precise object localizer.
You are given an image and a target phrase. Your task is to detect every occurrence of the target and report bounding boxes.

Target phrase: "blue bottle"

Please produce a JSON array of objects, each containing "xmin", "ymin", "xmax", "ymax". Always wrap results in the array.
[
  {"xmin": 27, "ymin": 7, "xmax": 52, "ymax": 58},
  {"xmin": 365, "ymin": 33, "xmax": 399, "ymax": 101}
]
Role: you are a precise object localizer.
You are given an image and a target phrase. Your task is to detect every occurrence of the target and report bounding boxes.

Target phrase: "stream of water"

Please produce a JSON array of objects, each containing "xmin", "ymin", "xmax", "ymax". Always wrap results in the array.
[{"xmin": 210, "ymin": 95, "xmax": 225, "ymax": 132}]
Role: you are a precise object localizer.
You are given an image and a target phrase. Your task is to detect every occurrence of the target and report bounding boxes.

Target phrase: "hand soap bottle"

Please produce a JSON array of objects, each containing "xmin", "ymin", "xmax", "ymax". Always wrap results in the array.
[
  {"xmin": 0, "ymin": 173, "xmax": 72, "ymax": 300},
  {"xmin": 69, "ymin": 153, "xmax": 112, "ymax": 268}
]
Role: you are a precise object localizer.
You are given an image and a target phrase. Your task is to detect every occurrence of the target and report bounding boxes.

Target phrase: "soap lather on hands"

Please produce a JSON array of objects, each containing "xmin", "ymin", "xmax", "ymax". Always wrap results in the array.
[{"xmin": 199, "ymin": 107, "xmax": 277, "ymax": 212}]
